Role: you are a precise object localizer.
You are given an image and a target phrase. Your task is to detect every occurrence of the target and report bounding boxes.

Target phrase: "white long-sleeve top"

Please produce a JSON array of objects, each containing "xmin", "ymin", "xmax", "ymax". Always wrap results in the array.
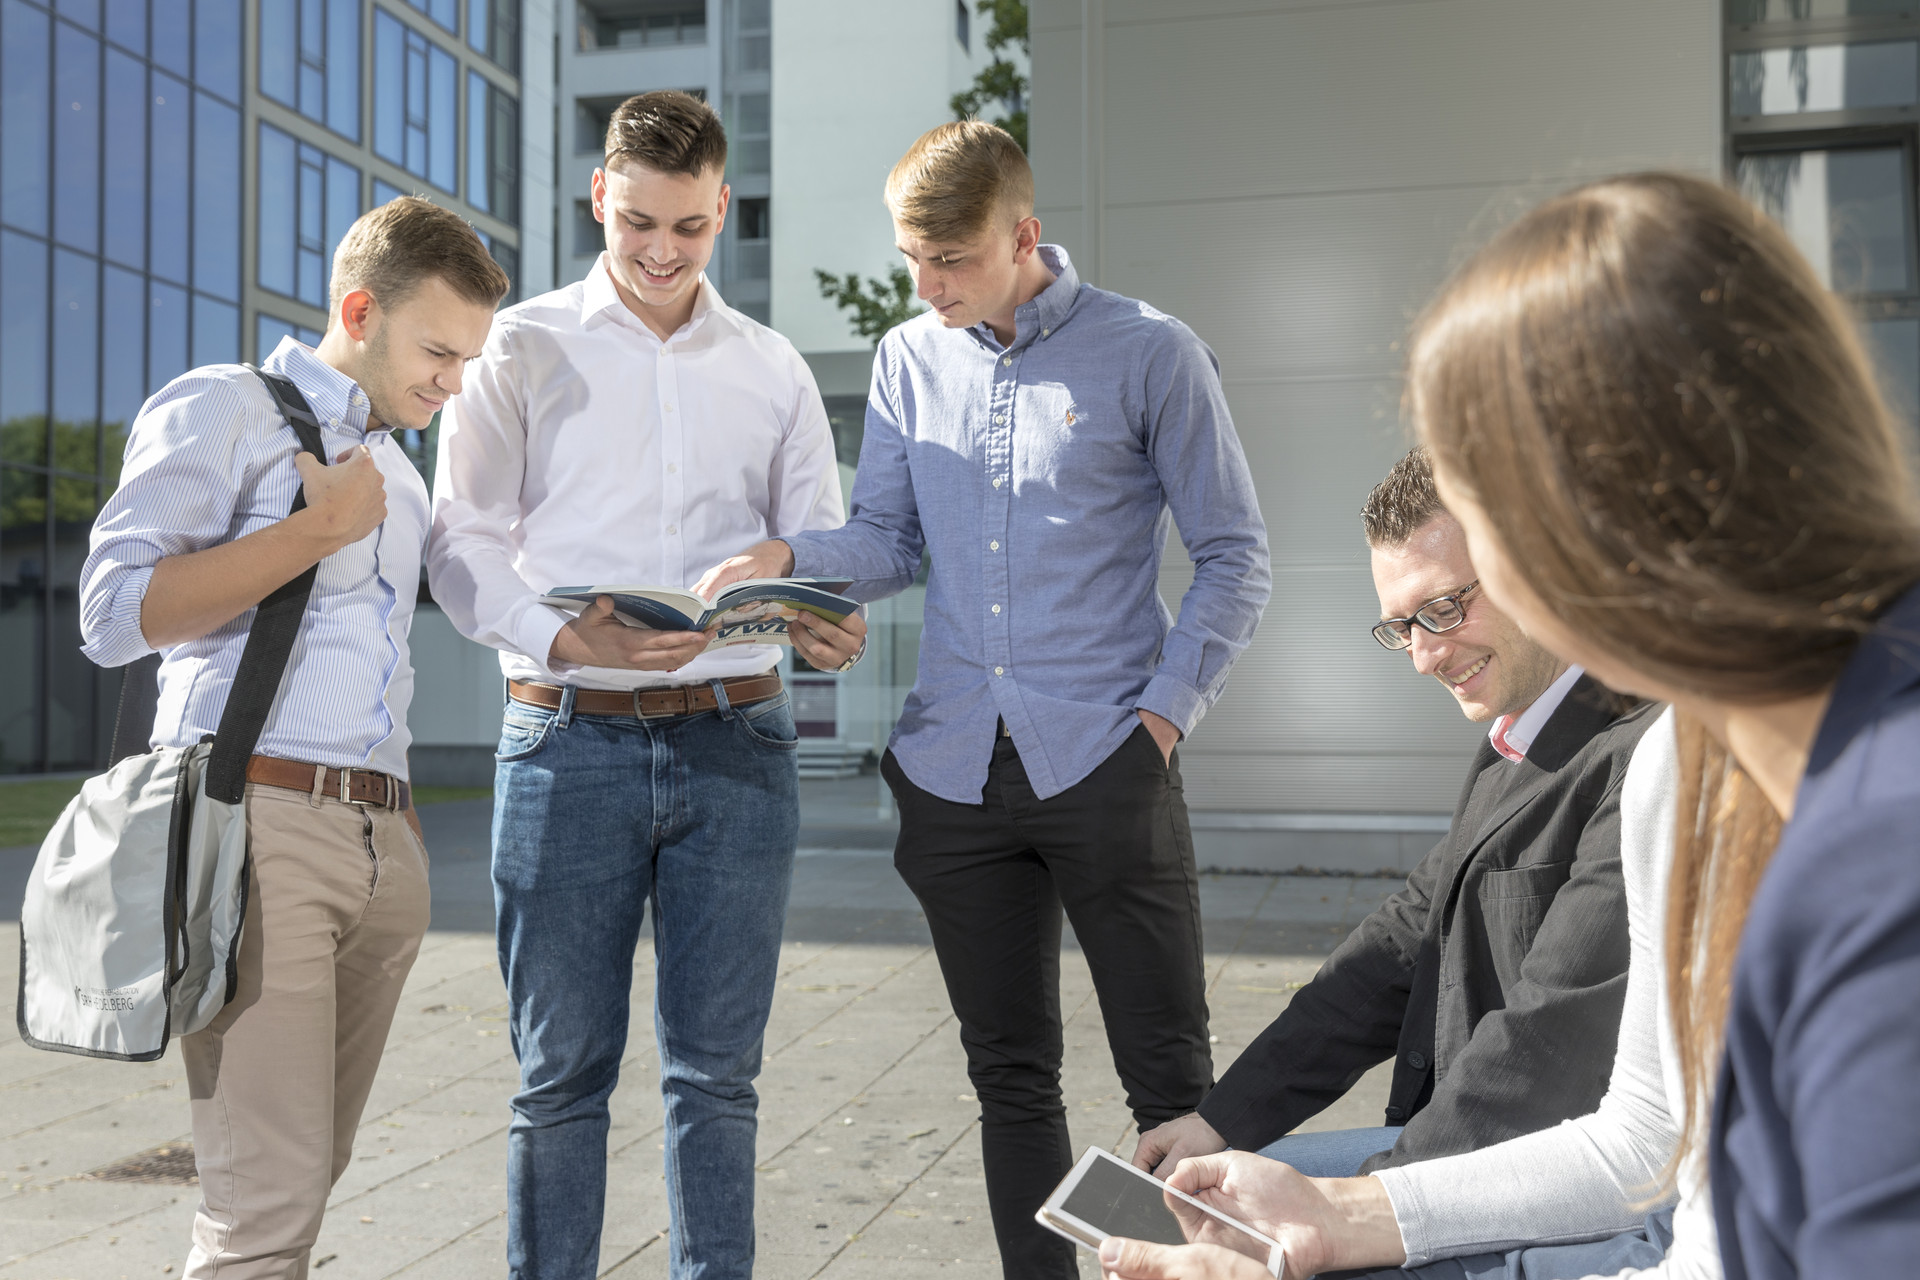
[
  {"xmin": 425, "ymin": 258, "xmax": 845, "ymax": 688},
  {"xmin": 1374, "ymin": 707, "xmax": 1719, "ymax": 1280}
]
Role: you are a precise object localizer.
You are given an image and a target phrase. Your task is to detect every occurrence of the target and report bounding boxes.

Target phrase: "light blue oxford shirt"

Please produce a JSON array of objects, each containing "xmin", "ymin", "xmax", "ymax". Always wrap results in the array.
[
  {"xmin": 79, "ymin": 337, "xmax": 428, "ymax": 779},
  {"xmin": 782, "ymin": 246, "xmax": 1271, "ymax": 802}
]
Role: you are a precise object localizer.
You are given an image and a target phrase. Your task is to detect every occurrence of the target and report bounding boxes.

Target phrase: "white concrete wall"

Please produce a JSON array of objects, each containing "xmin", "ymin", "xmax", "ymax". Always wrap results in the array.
[
  {"xmin": 769, "ymin": 0, "xmax": 1019, "ymax": 358},
  {"xmin": 520, "ymin": 0, "xmax": 560, "ymax": 297},
  {"xmin": 1032, "ymin": 0, "xmax": 1723, "ymax": 815}
]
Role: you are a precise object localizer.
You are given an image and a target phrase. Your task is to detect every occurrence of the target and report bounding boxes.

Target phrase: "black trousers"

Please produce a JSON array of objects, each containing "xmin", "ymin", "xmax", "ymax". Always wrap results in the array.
[{"xmin": 883, "ymin": 726, "xmax": 1213, "ymax": 1280}]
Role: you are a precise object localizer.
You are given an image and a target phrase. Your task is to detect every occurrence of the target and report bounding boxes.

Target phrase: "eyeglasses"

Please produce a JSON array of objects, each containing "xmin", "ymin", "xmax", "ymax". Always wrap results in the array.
[{"xmin": 1371, "ymin": 581, "xmax": 1480, "ymax": 651}]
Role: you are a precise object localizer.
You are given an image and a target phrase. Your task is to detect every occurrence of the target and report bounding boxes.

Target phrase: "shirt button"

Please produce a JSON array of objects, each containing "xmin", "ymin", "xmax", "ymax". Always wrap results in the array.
[
  {"xmin": 666, "ymin": 524, "xmax": 678, "ymax": 535},
  {"xmin": 991, "ymin": 604, "xmax": 1001, "ymax": 614},
  {"xmin": 1042, "ymin": 327, "xmax": 1051, "ymax": 336},
  {"xmin": 664, "ymin": 402, "xmax": 676, "ymax": 413},
  {"xmin": 993, "ymin": 413, "xmax": 1006, "ymax": 424},
  {"xmin": 1002, "ymin": 356, "xmax": 1012, "ymax": 366},
  {"xmin": 1406, "ymin": 1051, "xmax": 1428, "ymax": 1071},
  {"xmin": 994, "ymin": 666, "xmax": 1004, "ymax": 676},
  {"xmin": 992, "ymin": 477, "xmax": 1003, "ymax": 488},
  {"xmin": 1385, "ymin": 1105, "xmax": 1407, "ymax": 1122},
  {"xmin": 989, "ymin": 540, "xmax": 999, "ymax": 551}
]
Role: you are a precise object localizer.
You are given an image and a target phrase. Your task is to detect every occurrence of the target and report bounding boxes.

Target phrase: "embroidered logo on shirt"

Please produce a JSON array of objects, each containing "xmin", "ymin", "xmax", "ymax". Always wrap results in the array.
[{"xmin": 1064, "ymin": 409, "xmax": 1078, "ymax": 426}]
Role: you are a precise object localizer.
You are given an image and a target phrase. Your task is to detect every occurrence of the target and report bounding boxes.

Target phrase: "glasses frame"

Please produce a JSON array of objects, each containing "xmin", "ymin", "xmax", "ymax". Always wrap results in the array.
[{"xmin": 1371, "ymin": 580, "xmax": 1480, "ymax": 651}]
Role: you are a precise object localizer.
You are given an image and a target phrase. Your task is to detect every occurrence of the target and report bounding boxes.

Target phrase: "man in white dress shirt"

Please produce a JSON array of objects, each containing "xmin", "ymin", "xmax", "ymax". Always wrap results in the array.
[
  {"xmin": 79, "ymin": 198, "xmax": 507, "ymax": 1278},
  {"xmin": 426, "ymin": 92, "xmax": 866, "ymax": 1280}
]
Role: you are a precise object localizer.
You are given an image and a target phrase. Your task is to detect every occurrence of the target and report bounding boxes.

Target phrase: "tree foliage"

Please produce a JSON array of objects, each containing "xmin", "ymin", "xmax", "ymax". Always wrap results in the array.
[
  {"xmin": 814, "ymin": 266, "xmax": 925, "ymax": 347},
  {"xmin": 951, "ymin": 0, "xmax": 1030, "ymax": 153}
]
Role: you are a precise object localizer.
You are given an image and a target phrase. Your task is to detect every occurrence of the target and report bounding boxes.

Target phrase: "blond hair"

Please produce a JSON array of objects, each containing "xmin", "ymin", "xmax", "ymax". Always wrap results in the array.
[
  {"xmin": 329, "ymin": 196, "xmax": 511, "ymax": 319},
  {"xmin": 885, "ymin": 120, "xmax": 1032, "ymax": 242}
]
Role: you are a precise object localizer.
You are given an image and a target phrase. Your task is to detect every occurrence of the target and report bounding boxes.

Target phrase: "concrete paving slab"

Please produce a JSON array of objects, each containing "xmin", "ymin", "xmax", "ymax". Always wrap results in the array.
[{"xmin": 0, "ymin": 810, "xmax": 1402, "ymax": 1278}]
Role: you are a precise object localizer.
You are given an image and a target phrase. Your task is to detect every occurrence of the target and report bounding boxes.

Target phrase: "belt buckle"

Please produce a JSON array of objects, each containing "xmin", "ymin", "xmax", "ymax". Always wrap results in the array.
[
  {"xmin": 632, "ymin": 686, "xmax": 692, "ymax": 719},
  {"xmin": 339, "ymin": 766, "xmax": 394, "ymax": 809}
]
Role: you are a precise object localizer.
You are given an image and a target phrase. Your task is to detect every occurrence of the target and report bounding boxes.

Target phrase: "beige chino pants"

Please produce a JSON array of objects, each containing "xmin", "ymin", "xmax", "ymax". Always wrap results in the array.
[{"xmin": 182, "ymin": 781, "xmax": 430, "ymax": 1279}]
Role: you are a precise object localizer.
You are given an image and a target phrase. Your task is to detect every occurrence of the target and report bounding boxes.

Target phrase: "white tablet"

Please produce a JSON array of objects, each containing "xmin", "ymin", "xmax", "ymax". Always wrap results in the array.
[{"xmin": 1033, "ymin": 1146, "xmax": 1285, "ymax": 1277}]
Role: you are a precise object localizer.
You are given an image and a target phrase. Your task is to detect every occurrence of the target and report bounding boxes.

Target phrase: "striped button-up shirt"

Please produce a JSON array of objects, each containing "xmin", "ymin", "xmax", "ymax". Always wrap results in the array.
[
  {"xmin": 783, "ymin": 246, "xmax": 1271, "ymax": 801},
  {"xmin": 79, "ymin": 337, "xmax": 428, "ymax": 779}
]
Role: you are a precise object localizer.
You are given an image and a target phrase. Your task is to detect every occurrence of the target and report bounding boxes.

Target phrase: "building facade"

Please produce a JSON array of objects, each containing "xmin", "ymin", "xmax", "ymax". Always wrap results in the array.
[{"xmin": 0, "ymin": 0, "xmax": 547, "ymax": 774}]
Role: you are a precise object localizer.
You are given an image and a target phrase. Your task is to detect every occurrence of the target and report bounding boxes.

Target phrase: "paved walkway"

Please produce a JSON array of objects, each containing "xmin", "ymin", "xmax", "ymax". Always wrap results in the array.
[{"xmin": 0, "ymin": 800, "xmax": 1396, "ymax": 1279}]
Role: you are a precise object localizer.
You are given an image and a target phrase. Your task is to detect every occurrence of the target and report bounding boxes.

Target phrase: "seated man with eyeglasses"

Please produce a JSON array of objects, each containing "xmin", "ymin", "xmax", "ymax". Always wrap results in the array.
[{"xmin": 1132, "ymin": 446, "xmax": 1657, "ymax": 1181}]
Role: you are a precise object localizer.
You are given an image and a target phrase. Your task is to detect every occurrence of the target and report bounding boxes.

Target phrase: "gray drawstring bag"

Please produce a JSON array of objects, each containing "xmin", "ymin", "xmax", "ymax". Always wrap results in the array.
[{"xmin": 17, "ymin": 367, "xmax": 331, "ymax": 1061}]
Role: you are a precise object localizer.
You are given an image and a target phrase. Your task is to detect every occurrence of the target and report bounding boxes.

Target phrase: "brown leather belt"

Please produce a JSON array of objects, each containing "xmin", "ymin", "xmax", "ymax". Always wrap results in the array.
[
  {"xmin": 508, "ymin": 673, "xmax": 784, "ymax": 720},
  {"xmin": 245, "ymin": 755, "xmax": 411, "ymax": 810}
]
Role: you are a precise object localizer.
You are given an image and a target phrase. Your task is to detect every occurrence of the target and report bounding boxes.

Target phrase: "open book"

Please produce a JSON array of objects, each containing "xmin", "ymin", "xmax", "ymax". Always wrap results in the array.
[{"xmin": 539, "ymin": 578, "xmax": 858, "ymax": 650}]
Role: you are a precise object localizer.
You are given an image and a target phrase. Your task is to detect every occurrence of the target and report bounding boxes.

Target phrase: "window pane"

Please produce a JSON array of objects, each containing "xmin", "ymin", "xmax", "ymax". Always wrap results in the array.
[
  {"xmin": 50, "ymin": 512, "xmax": 106, "ymax": 770},
  {"xmin": 256, "ymin": 312, "xmax": 297, "ymax": 360},
  {"xmin": 191, "ymin": 294, "xmax": 239, "ymax": 368},
  {"xmin": 102, "ymin": 264, "xmax": 146, "ymax": 434},
  {"xmin": 491, "ymin": 89, "xmax": 518, "ymax": 224},
  {"xmin": 1730, "ymin": 41, "xmax": 1919, "ymax": 116},
  {"xmin": 193, "ymin": 92, "xmax": 241, "ymax": 300},
  {"xmin": 148, "ymin": 280, "xmax": 190, "ymax": 390},
  {"xmin": 103, "ymin": 47, "xmax": 146, "ymax": 270},
  {"xmin": 52, "ymin": 249, "xmax": 98, "ymax": 431},
  {"xmin": 54, "ymin": 22, "xmax": 101, "ymax": 253},
  {"xmin": 2, "ymin": 0, "xmax": 51, "ymax": 236},
  {"xmin": 373, "ymin": 11, "xmax": 403, "ymax": 164},
  {"xmin": 374, "ymin": 178, "xmax": 406, "ymax": 206},
  {"xmin": 298, "ymin": 148, "xmax": 324, "ymax": 304},
  {"xmin": 430, "ymin": 44, "xmax": 457, "ymax": 192},
  {"xmin": 489, "ymin": 237, "xmax": 518, "ymax": 305},
  {"xmin": 150, "ymin": 72, "xmax": 190, "ymax": 284},
  {"xmin": 195, "ymin": 0, "xmax": 241, "ymax": 101},
  {"xmin": 56, "ymin": 0, "xmax": 99, "ymax": 28},
  {"xmin": 258, "ymin": 122, "xmax": 296, "ymax": 297},
  {"xmin": 326, "ymin": 155, "xmax": 362, "ymax": 302},
  {"xmin": 1731, "ymin": 0, "xmax": 1914, "ymax": 19},
  {"xmin": 1, "ymin": 231, "xmax": 49, "ymax": 463},
  {"xmin": 327, "ymin": 0, "xmax": 360, "ymax": 140},
  {"xmin": 468, "ymin": 71, "xmax": 489, "ymax": 213},
  {"xmin": 259, "ymin": 0, "xmax": 297, "ymax": 109},
  {"xmin": 104, "ymin": 0, "xmax": 144, "ymax": 54},
  {"xmin": 410, "ymin": 0, "xmax": 456, "ymax": 31},
  {"xmin": 0, "ymin": 466, "xmax": 48, "ymax": 771},
  {"xmin": 1864, "ymin": 316, "xmax": 1920, "ymax": 438},
  {"xmin": 152, "ymin": 0, "xmax": 190, "ymax": 75},
  {"xmin": 1738, "ymin": 146, "xmax": 1912, "ymax": 294}
]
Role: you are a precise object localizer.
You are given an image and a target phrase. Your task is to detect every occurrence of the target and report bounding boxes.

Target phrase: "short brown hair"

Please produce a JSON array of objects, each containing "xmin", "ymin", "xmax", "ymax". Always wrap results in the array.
[
  {"xmin": 885, "ymin": 120, "xmax": 1032, "ymax": 242},
  {"xmin": 1360, "ymin": 447, "xmax": 1447, "ymax": 548},
  {"xmin": 329, "ymin": 196, "xmax": 511, "ymax": 319},
  {"xmin": 604, "ymin": 91, "xmax": 727, "ymax": 177}
]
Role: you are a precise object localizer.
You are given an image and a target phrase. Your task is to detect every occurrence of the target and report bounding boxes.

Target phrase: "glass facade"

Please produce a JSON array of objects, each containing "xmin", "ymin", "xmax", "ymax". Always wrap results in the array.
[
  {"xmin": 0, "ymin": 0, "xmax": 244, "ymax": 772},
  {"xmin": 1, "ymin": 0, "xmax": 523, "ymax": 773},
  {"xmin": 1729, "ymin": 1, "xmax": 1920, "ymax": 438}
]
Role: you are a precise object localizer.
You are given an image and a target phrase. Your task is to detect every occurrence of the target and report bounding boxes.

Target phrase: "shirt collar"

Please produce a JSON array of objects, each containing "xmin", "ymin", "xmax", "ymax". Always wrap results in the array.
[
  {"xmin": 260, "ymin": 336, "xmax": 377, "ymax": 436},
  {"xmin": 581, "ymin": 252, "xmax": 734, "ymax": 342},
  {"xmin": 1489, "ymin": 664, "xmax": 1586, "ymax": 763},
  {"xmin": 970, "ymin": 243, "xmax": 1082, "ymax": 353}
]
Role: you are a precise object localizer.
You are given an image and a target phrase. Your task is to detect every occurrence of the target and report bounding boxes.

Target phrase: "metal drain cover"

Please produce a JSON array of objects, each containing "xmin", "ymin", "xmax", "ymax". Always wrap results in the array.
[{"xmin": 86, "ymin": 1142, "xmax": 198, "ymax": 1184}]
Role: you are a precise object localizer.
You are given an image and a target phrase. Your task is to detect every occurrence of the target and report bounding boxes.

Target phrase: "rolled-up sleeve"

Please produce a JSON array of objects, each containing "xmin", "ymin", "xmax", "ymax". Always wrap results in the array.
[
  {"xmin": 80, "ymin": 375, "xmax": 259, "ymax": 667},
  {"xmin": 1135, "ymin": 323, "xmax": 1271, "ymax": 736}
]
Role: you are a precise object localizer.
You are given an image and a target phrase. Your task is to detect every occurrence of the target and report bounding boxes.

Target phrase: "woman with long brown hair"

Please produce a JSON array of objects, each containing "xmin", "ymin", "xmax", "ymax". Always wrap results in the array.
[{"xmin": 1095, "ymin": 171, "xmax": 1920, "ymax": 1280}]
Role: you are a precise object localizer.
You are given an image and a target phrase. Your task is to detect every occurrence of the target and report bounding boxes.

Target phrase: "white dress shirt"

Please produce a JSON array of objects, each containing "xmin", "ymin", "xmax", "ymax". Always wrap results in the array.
[
  {"xmin": 427, "ymin": 257, "xmax": 845, "ymax": 689},
  {"xmin": 79, "ymin": 338, "xmax": 427, "ymax": 778},
  {"xmin": 1488, "ymin": 663, "xmax": 1587, "ymax": 762}
]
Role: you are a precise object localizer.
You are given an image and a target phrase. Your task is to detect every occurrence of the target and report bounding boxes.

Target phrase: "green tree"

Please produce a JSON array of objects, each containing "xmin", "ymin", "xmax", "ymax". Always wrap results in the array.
[
  {"xmin": 951, "ymin": 0, "xmax": 1029, "ymax": 153},
  {"xmin": 813, "ymin": 266, "xmax": 924, "ymax": 346}
]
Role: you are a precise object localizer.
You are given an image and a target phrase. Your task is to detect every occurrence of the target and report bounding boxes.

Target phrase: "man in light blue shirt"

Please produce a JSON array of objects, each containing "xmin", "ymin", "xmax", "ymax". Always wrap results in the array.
[
  {"xmin": 700, "ymin": 121, "xmax": 1270, "ymax": 1280},
  {"xmin": 79, "ymin": 198, "xmax": 506, "ymax": 1279}
]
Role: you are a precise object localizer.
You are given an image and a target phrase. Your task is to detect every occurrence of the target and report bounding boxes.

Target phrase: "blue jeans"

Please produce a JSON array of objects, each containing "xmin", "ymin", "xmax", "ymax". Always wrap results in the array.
[
  {"xmin": 491, "ymin": 684, "xmax": 800, "ymax": 1280},
  {"xmin": 1332, "ymin": 1207, "xmax": 1675, "ymax": 1279},
  {"xmin": 1255, "ymin": 1126, "xmax": 1404, "ymax": 1178}
]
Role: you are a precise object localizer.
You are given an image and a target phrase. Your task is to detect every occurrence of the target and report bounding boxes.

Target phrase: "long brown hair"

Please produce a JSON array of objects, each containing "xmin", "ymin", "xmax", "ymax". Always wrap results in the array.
[{"xmin": 1406, "ymin": 172, "xmax": 1920, "ymax": 1165}]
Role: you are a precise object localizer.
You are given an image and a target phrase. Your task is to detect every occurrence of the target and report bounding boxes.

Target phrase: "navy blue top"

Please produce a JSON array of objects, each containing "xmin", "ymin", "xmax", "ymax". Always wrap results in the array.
[{"xmin": 1711, "ymin": 583, "xmax": 1920, "ymax": 1279}]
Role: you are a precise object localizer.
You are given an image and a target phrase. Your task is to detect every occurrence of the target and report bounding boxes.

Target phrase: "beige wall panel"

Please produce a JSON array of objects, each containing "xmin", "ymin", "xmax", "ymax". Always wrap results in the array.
[
  {"xmin": 1099, "ymin": 184, "xmax": 1569, "ymax": 382},
  {"xmin": 1180, "ymin": 749, "xmax": 1474, "ymax": 814},
  {"xmin": 1100, "ymin": 0, "xmax": 1721, "ymax": 206}
]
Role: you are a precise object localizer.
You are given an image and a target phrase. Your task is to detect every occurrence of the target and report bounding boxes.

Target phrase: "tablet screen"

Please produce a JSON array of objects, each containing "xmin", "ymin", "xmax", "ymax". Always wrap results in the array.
[{"xmin": 1058, "ymin": 1153, "xmax": 1275, "ymax": 1261}]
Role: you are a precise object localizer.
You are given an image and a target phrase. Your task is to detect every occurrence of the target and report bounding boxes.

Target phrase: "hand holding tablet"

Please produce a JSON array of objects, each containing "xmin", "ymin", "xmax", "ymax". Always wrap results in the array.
[{"xmin": 1035, "ymin": 1148, "xmax": 1285, "ymax": 1277}]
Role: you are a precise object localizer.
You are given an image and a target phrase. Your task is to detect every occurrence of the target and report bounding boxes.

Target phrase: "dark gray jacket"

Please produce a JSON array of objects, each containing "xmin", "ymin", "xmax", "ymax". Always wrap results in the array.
[{"xmin": 1198, "ymin": 677, "xmax": 1657, "ymax": 1173}]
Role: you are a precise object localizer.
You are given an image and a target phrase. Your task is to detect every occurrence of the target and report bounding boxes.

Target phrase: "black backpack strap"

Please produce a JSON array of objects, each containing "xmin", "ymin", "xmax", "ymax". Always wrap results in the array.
[{"xmin": 202, "ymin": 366, "xmax": 333, "ymax": 803}]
